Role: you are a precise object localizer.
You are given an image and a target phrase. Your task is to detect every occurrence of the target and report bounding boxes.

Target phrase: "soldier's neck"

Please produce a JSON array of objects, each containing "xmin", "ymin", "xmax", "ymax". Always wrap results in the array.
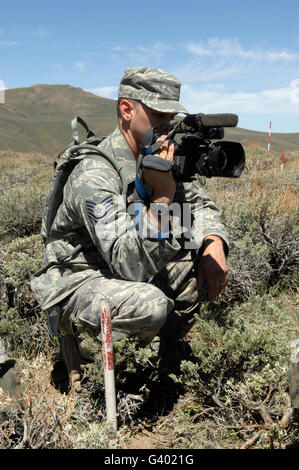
[{"xmin": 118, "ymin": 124, "xmax": 139, "ymax": 161}]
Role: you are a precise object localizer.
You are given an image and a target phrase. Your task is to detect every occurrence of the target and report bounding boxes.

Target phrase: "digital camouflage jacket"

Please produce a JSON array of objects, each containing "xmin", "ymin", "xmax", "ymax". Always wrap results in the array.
[{"xmin": 31, "ymin": 127, "xmax": 229, "ymax": 311}]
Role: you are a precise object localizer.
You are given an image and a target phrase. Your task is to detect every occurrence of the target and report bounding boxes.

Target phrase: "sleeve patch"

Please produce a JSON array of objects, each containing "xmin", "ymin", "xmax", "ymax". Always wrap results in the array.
[{"xmin": 86, "ymin": 195, "xmax": 114, "ymax": 222}]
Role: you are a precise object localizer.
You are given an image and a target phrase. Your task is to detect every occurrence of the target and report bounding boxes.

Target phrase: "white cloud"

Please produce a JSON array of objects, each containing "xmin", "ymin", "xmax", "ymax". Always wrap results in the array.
[
  {"xmin": 0, "ymin": 28, "xmax": 19, "ymax": 46},
  {"xmin": 74, "ymin": 61, "xmax": 87, "ymax": 71},
  {"xmin": 108, "ymin": 41, "xmax": 173, "ymax": 65},
  {"xmin": 0, "ymin": 40, "xmax": 19, "ymax": 46},
  {"xmin": 110, "ymin": 46, "xmax": 126, "ymax": 52},
  {"xmin": 291, "ymin": 79, "xmax": 299, "ymax": 104},
  {"xmin": 33, "ymin": 27, "xmax": 48, "ymax": 37},
  {"xmin": 180, "ymin": 83, "xmax": 299, "ymax": 116},
  {"xmin": 187, "ymin": 38, "xmax": 297, "ymax": 62},
  {"xmin": 176, "ymin": 60, "xmax": 244, "ymax": 84},
  {"xmin": 51, "ymin": 36, "xmax": 298, "ymax": 131},
  {"xmin": 89, "ymin": 86, "xmax": 118, "ymax": 99},
  {"xmin": 173, "ymin": 37, "xmax": 299, "ymax": 115},
  {"xmin": 176, "ymin": 38, "xmax": 299, "ymax": 131}
]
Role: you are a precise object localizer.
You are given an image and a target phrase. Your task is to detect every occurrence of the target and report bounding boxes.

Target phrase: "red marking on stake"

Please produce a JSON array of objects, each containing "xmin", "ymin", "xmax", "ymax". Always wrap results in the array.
[
  {"xmin": 106, "ymin": 351, "xmax": 114, "ymax": 370},
  {"xmin": 281, "ymin": 152, "xmax": 284, "ymax": 164},
  {"xmin": 101, "ymin": 306, "xmax": 114, "ymax": 371}
]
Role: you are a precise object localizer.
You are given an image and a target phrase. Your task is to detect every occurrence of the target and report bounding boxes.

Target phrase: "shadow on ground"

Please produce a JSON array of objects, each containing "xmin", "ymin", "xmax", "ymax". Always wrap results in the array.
[{"xmin": 50, "ymin": 338, "xmax": 193, "ymax": 423}]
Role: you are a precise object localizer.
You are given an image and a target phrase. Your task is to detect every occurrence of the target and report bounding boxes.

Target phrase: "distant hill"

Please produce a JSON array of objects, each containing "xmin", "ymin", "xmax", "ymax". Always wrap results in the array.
[
  {"xmin": 224, "ymin": 127, "xmax": 299, "ymax": 153},
  {"xmin": 0, "ymin": 84, "xmax": 117, "ymax": 155},
  {"xmin": 0, "ymin": 84, "xmax": 298, "ymax": 155}
]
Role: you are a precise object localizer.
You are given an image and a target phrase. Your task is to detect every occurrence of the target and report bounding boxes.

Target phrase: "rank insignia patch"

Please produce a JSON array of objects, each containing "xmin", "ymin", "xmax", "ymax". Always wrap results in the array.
[{"xmin": 86, "ymin": 195, "xmax": 114, "ymax": 222}]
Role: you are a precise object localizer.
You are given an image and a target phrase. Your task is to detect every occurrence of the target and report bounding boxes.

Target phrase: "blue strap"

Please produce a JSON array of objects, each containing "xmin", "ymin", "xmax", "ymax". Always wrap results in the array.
[
  {"xmin": 135, "ymin": 176, "xmax": 150, "ymax": 202},
  {"xmin": 144, "ymin": 147, "xmax": 153, "ymax": 155},
  {"xmin": 135, "ymin": 140, "xmax": 164, "ymax": 202},
  {"xmin": 150, "ymin": 231, "xmax": 170, "ymax": 240},
  {"xmin": 134, "ymin": 201, "xmax": 143, "ymax": 231},
  {"xmin": 134, "ymin": 202, "xmax": 169, "ymax": 240}
]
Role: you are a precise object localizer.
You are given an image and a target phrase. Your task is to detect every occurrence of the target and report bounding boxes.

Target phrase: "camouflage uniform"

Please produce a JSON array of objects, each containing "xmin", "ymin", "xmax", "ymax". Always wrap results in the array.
[{"xmin": 31, "ymin": 67, "xmax": 229, "ymax": 344}]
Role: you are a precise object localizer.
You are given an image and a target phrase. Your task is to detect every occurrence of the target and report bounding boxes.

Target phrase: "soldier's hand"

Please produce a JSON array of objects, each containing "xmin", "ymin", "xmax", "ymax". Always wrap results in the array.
[
  {"xmin": 143, "ymin": 136, "xmax": 176, "ymax": 205},
  {"xmin": 197, "ymin": 235, "xmax": 228, "ymax": 302}
]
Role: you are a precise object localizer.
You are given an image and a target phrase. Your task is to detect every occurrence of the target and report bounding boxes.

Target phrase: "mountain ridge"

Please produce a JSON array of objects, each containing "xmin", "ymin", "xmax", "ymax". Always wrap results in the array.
[{"xmin": 0, "ymin": 84, "xmax": 298, "ymax": 155}]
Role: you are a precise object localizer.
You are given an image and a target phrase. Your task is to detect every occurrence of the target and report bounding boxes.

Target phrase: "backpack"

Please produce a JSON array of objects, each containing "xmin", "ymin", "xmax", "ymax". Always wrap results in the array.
[
  {"xmin": 40, "ymin": 117, "xmax": 128, "ymax": 336},
  {"xmin": 41, "ymin": 116, "xmax": 128, "ymax": 245}
]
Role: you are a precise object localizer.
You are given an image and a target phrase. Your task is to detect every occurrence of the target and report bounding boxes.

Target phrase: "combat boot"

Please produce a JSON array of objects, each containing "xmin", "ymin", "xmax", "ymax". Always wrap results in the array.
[{"xmin": 59, "ymin": 334, "xmax": 86, "ymax": 393}]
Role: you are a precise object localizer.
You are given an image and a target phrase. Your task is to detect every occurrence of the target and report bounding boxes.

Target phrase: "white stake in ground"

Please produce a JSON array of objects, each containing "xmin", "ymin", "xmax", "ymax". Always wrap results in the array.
[
  {"xmin": 267, "ymin": 121, "xmax": 271, "ymax": 152},
  {"xmin": 100, "ymin": 299, "xmax": 117, "ymax": 437}
]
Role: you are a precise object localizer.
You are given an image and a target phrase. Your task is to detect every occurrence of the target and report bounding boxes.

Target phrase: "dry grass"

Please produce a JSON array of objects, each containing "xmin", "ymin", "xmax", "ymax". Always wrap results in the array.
[
  {"xmin": 0, "ymin": 353, "xmax": 120, "ymax": 449},
  {"xmin": 0, "ymin": 150, "xmax": 51, "ymax": 171},
  {"xmin": 0, "ymin": 146, "xmax": 298, "ymax": 449},
  {"xmin": 0, "ymin": 355, "xmax": 73, "ymax": 448},
  {"xmin": 0, "ymin": 350, "xmax": 156, "ymax": 449}
]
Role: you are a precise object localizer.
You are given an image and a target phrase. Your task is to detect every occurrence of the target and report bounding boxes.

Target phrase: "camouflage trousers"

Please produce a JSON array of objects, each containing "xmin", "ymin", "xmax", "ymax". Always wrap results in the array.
[{"xmin": 59, "ymin": 249, "xmax": 205, "ymax": 344}]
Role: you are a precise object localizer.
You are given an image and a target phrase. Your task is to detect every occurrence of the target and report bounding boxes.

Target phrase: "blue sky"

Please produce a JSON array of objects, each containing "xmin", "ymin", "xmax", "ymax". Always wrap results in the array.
[{"xmin": 0, "ymin": 0, "xmax": 299, "ymax": 132}]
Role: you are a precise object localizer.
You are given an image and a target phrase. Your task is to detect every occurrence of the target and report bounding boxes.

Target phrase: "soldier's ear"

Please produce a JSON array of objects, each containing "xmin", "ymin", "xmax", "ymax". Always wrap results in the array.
[{"xmin": 119, "ymin": 99, "xmax": 135, "ymax": 122}]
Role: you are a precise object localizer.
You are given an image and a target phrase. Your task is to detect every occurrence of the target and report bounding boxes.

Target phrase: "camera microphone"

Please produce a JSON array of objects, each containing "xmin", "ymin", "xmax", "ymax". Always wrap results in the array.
[
  {"xmin": 197, "ymin": 113, "xmax": 239, "ymax": 128},
  {"xmin": 172, "ymin": 113, "xmax": 238, "ymax": 133}
]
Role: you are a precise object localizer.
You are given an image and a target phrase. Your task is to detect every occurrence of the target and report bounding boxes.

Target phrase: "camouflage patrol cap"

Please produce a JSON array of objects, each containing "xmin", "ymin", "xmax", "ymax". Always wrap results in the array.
[{"xmin": 118, "ymin": 66, "xmax": 188, "ymax": 114}]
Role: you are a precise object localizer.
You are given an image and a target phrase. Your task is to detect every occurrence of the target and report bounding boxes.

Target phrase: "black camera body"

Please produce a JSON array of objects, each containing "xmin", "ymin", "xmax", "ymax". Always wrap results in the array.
[{"xmin": 140, "ymin": 113, "xmax": 246, "ymax": 181}]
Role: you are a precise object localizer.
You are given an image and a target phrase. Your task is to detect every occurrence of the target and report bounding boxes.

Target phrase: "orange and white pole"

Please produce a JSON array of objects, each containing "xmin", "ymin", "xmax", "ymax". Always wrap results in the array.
[
  {"xmin": 100, "ymin": 300, "xmax": 117, "ymax": 436},
  {"xmin": 267, "ymin": 121, "xmax": 271, "ymax": 152},
  {"xmin": 281, "ymin": 152, "xmax": 285, "ymax": 171}
]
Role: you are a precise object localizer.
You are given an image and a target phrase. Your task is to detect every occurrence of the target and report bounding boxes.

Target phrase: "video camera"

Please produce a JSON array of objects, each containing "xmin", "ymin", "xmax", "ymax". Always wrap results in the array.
[{"xmin": 139, "ymin": 113, "xmax": 246, "ymax": 181}]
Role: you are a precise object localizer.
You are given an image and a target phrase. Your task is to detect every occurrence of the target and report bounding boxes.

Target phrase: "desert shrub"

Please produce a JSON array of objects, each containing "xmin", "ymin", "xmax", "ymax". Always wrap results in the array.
[
  {"xmin": 0, "ymin": 355, "xmax": 112, "ymax": 449},
  {"xmin": 0, "ymin": 151, "xmax": 51, "ymax": 173},
  {"xmin": 166, "ymin": 292, "xmax": 299, "ymax": 448},
  {"xmin": 1, "ymin": 235, "xmax": 43, "ymax": 286},
  {"xmin": 153, "ymin": 403, "xmax": 241, "ymax": 449},
  {"xmin": 0, "ymin": 235, "xmax": 48, "ymax": 357},
  {"xmin": 0, "ymin": 303, "xmax": 49, "ymax": 359},
  {"xmin": 0, "ymin": 185, "xmax": 46, "ymax": 239},
  {"xmin": 227, "ymin": 183, "xmax": 297, "ymax": 293},
  {"xmin": 0, "ymin": 234, "xmax": 44, "ymax": 315},
  {"xmin": 0, "ymin": 305, "xmax": 28, "ymax": 352},
  {"xmin": 202, "ymin": 160, "xmax": 298, "ymax": 306},
  {"xmin": 1, "ymin": 148, "xmax": 297, "ymax": 449},
  {"xmin": 77, "ymin": 327, "xmax": 159, "ymax": 424},
  {"xmin": 0, "ymin": 171, "xmax": 32, "ymax": 197},
  {"xmin": 0, "ymin": 151, "xmax": 52, "ymax": 204},
  {"xmin": 78, "ymin": 329, "xmax": 158, "ymax": 388},
  {"xmin": 172, "ymin": 294, "xmax": 297, "ymax": 433}
]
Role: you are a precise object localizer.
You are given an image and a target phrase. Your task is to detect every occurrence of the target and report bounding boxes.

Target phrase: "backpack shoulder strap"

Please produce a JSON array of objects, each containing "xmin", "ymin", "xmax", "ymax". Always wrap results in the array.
[
  {"xmin": 41, "ymin": 117, "xmax": 128, "ymax": 244},
  {"xmin": 71, "ymin": 116, "xmax": 95, "ymax": 144}
]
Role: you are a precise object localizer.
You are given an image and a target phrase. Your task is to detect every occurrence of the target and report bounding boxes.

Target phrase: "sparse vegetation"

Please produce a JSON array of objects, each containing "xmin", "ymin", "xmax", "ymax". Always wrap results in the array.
[{"xmin": 0, "ymin": 145, "xmax": 298, "ymax": 449}]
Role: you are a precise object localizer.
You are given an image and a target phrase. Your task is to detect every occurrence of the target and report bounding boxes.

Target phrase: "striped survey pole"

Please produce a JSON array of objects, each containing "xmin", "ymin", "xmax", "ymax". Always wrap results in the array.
[
  {"xmin": 100, "ymin": 299, "xmax": 117, "ymax": 438},
  {"xmin": 281, "ymin": 152, "xmax": 285, "ymax": 171},
  {"xmin": 267, "ymin": 121, "xmax": 271, "ymax": 152}
]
